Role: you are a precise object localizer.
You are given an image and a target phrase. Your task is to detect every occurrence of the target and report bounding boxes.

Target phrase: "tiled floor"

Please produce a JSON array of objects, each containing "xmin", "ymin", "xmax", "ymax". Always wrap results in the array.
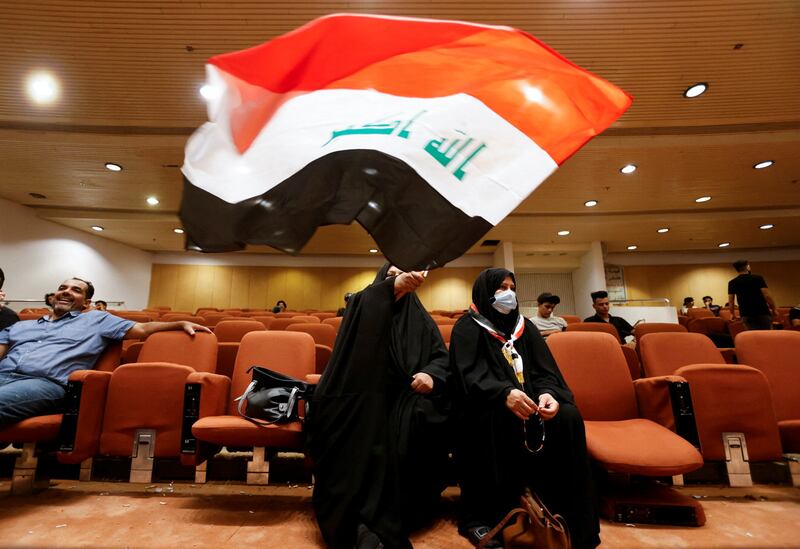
[{"xmin": 1, "ymin": 481, "xmax": 799, "ymax": 548}]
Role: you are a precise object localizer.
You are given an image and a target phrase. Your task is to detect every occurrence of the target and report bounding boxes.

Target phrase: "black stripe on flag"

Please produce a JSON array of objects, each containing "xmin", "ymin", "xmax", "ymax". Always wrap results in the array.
[{"xmin": 179, "ymin": 150, "xmax": 493, "ymax": 271}]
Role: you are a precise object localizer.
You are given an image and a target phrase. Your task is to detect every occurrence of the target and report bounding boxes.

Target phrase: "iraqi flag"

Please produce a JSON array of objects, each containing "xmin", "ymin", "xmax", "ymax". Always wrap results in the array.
[{"xmin": 181, "ymin": 13, "xmax": 631, "ymax": 270}]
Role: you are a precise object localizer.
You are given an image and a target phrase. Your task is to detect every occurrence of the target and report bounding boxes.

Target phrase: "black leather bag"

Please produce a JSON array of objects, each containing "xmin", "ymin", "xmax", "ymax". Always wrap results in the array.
[{"xmin": 235, "ymin": 366, "xmax": 312, "ymax": 426}]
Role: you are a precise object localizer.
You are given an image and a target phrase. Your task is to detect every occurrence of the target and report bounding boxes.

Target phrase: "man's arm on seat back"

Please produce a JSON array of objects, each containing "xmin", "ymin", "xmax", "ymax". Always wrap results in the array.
[{"xmin": 124, "ymin": 320, "xmax": 211, "ymax": 340}]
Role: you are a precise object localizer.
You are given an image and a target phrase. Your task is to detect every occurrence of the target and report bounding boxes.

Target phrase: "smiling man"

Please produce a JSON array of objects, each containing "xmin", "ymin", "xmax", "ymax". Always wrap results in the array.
[{"xmin": 0, "ymin": 277, "xmax": 210, "ymax": 428}]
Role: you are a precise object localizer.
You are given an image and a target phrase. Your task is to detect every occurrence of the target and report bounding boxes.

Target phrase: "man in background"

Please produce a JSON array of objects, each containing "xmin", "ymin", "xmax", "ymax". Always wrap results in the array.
[
  {"xmin": 702, "ymin": 296, "xmax": 721, "ymax": 316},
  {"xmin": 0, "ymin": 268, "xmax": 19, "ymax": 331},
  {"xmin": 680, "ymin": 297, "xmax": 694, "ymax": 315},
  {"xmin": 727, "ymin": 260, "xmax": 776, "ymax": 331},
  {"xmin": 530, "ymin": 292, "xmax": 567, "ymax": 337},
  {"xmin": 584, "ymin": 290, "xmax": 634, "ymax": 342},
  {"xmin": 94, "ymin": 300, "xmax": 108, "ymax": 311}
]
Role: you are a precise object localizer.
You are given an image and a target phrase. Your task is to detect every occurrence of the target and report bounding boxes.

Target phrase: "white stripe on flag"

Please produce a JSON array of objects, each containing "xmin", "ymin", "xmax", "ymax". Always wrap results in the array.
[{"xmin": 184, "ymin": 78, "xmax": 557, "ymax": 225}]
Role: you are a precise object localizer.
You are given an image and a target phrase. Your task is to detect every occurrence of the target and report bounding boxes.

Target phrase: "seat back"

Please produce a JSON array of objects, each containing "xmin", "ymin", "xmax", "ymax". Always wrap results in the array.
[
  {"xmin": 275, "ymin": 312, "xmax": 301, "ymax": 318},
  {"xmin": 95, "ymin": 340, "xmax": 123, "ymax": 372},
  {"xmin": 99, "ymin": 363, "xmax": 195, "ymax": 457},
  {"xmin": 112, "ymin": 312, "xmax": 153, "ymax": 323},
  {"xmin": 687, "ymin": 308, "xmax": 715, "ymax": 319},
  {"xmin": 249, "ymin": 316, "xmax": 275, "ymax": 329},
  {"xmin": 228, "ymin": 331, "xmax": 316, "ymax": 414},
  {"xmin": 675, "ymin": 364, "xmax": 783, "ymax": 461},
  {"xmin": 213, "ymin": 320, "xmax": 266, "ymax": 343},
  {"xmin": 160, "ymin": 314, "xmax": 206, "ymax": 324},
  {"xmin": 434, "ymin": 317, "xmax": 457, "ymax": 325},
  {"xmin": 290, "ymin": 315, "xmax": 321, "ymax": 324},
  {"xmin": 137, "ymin": 331, "xmax": 218, "ymax": 372},
  {"xmin": 639, "ymin": 332, "xmax": 724, "ymax": 377},
  {"xmin": 687, "ymin": 317, "xmax": 728, "ymax": 336},
  {"xmin": 437, "ymin": 324, "xmax": 454, "ymax": 345},
  {"xmin": 546, "ymin": 332, "xmax": 638, "ymax": 421},
  {"xmin": 566, "ymin": 321, "xmax": 621, "ymax": 342},
  {"xmin": 633, "ymin": 322, "xmax": 687, "ymax": 341},
  {"xmin": 736, "ymin": 331, "xmax": 800, "ymax": 421},
  {"xmin": 312, "ymin": 312, "xmax": 337, "ymax": 321},
  {"xmin": 201, "ymin": 312, "xmax": 230, "ymax": 327},
  {"xmin": 286, "ymin": 323, "xmax": 337, "ymax": 348},
  {"xmin": 561, "ymin": 315, "xmax": 581, "ymax": 325},
  {"xmin": 322, "ymin": 316, "xmax": 343, "ymax": 332},
  {"xmin": 268, "ymin": 318, "xmax": 300, "ymax": 331}
]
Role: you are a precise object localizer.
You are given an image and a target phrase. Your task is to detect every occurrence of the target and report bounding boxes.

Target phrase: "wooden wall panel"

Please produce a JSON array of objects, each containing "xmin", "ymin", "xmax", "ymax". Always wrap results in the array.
[
  {"xmin": 148, "ymin": 264, "xmax": 484, "ymax": 313},
  {"xmin": 625, "ymin": 260, "xmax": 800, "ymax": 309}
]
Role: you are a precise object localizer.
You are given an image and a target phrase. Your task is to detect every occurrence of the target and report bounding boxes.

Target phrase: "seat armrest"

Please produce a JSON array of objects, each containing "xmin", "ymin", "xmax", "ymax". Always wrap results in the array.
[
  {"xmin": 306, "ymin": 374, "xmax": 321, "ymax": 384},
  {"xmin": 57, "ymin": 370, "xmax": 113, "ymax": 464},
  {"xmin": 186, "ymin": 372, "xmax": 230, "ymax": 417},
  {"xmin": 633, "ymin": 375, "xmax": 687, "ymax": 431},
  {"xmin": 314, "ymin": 344, "xmax": 332, "ymax": 375},
  {"xmin": 719, "ymin": 348, "xmax": 737, "ymax": 364}
]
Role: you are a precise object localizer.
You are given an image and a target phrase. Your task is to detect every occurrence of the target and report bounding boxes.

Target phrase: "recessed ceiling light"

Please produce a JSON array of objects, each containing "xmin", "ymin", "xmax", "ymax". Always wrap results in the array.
[
  {"xmin": 146, "ymin": 196, "xmax": 159, "ymax": 206},
  {"xmin": 695, "ymin": 196, "xmax": 712, "ymax": 203},
  {"xmin": 759, "ymin": 224, "xmax": 774, "ymax": 230},
  {"xmin": 104, "ymin": 162, "xmax": 123, "ymax": 172},
  {"xmin": 753, "ymin": 160, "xmax": 774, "ymax": 169},
  {"xmin": 627, "ymin": 245, "xmax": 638, "ymax": 251},
  {"xmin": 26, "ymin": 71, "xmax": 60, "ymax": 104},
  {"xmin": 657, "ymin": 228, "xmax": 670, "ymax": 233},
  {"xmin": 684, "ymin": 83, "xmax": 708, "ymax": 98},
  {"xmin": 557, "ymin": 230, "xmax": 570, "ymax": 236},
  {"xmin": 369, "ymin": 248, "xmax": 379, "ymax": 253},
  {"xmin": 619, "ymin": 164, "xmax": 637, "ymax": 174},
  {"xmin": 173, "ymin": 228, "xmax": 185, "ymax": 234},
  {"xmin": 718, "ymin": 242, "xmax": 731, "ymax": 248},
  {"xmin": 584, "ymin": 200, "xmax": 598, "ymax": 207},
  {"xmin": 91, "ymin": 225, "xmax": 104, "ymax": 232}
]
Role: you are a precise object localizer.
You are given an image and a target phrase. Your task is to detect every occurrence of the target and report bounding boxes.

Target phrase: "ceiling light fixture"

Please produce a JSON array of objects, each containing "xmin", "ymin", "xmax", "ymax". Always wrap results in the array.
[
  {"xmin": 584, "ymin": 200, "xmax": 598, "ymax": 207},
  {"xmin": 657, "ymin": 228, "xmax": 670, "ymax": 233},
  {"xmin": 557, "ymin": 230, "xmax": 570, "ymax": 236},
  {"xmin": 753, "ymin": 160, "xmax": 774, "ymax": 170},
  {"xmin": 684, "ymin": 83, "xmax": 708, "ymax": 98},
  {"xmin": 627, "ymin": 245, "xmax": 638, "ymax": 251},
  {"xmin": 695, "ymin": 196, "xmax": 712, "ymax": 203},
  {"xmin": 718, "ymin": 242, "xmax": 731, "ymax": 248},
  {"xmin": 759, "ymin": 224, "xmax": 774, "ymax": 230},
  {"xmin": 146, "ymin": 196, "xmax": 159, "ymax": 206},
  {"xmin": 173, "ymin": 228, "xmax": 185, "ymax": 234},
  {"xmin": 369, "ymin": 248, "xmax": 379, "ymax": 253},
  {"xmin": 91, "ymin": 225, "xmax": 104, "ymax": 232},
  {"xmin": 104, "ymin": 162, "xmax": 123, "ymax": 172},
  {"xmin": 619, "ymin": 164, "xmax": 637, "ymax": 174},
  {"xmin": 26, "ymin": 71, "xmax": 60, "ymax": 104}
]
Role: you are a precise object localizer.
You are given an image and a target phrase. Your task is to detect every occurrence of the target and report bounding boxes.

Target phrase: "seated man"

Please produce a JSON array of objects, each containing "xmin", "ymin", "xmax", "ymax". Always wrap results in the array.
[
  {"xmin": 790, "ymin": 305, "xmax": 800, "ymax": 328},
  {"xmin": 0, "ymin": 268, "xmax": 19, "ymax": 331},
  {"xmin": 584, "ymin": 290, "xmax": 634, "ymax": 342},
  {"xmin": 680, "ymin": 296, "xmax": 694, "ymax": 315},
  {"xmin": 702, "ymin": 295, "xmax": 721, "ymax": 316},
  {"xmin": 0, "ymin": 277, "xmax": 210, "ymax": 429},
  {"xmin": 530, "ymin": 292, "xmax": 567, "ymax": 337}
]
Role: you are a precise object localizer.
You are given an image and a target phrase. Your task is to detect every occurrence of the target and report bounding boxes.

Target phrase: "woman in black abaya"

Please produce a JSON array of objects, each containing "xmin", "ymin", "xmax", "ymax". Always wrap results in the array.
[
  {"xmin": 307, "ymin": 264, "xmax": 451, "ymax": 549},
  {"xmin": 450, "ymin": 268, "xmax": 600, "ymax": 549}
]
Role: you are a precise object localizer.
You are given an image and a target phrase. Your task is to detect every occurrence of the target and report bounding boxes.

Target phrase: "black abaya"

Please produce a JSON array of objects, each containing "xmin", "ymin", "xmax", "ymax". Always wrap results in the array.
[
  {"xmin": 307, "ymin": 264, "xmax": 450, "ymax": 549},
  {"xmin": 450, "ymin": 268, "xmax": 600, "ymax": 549}
]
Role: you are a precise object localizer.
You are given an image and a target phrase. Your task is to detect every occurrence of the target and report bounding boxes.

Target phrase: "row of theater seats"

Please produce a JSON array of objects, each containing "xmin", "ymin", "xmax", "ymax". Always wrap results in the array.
[{"xmin": 2, "ymin": 317, "xmax": 797, "ymax": 509}]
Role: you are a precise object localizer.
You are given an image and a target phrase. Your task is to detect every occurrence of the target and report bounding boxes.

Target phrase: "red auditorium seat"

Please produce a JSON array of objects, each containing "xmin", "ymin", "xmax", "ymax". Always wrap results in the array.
[
  {"xmin": 312, "ymin": 312, "xmax": 336, "ymax": 321},
  {"xmin": 275, "ymin": 312, "xmax": 302, "ymax": 318},
  {"xmin": 322, "ymin": 316, "xmax": 343, "ymax": 333},
  {"xmin": 191, "ymin": 331, "xmax": 316, "ymax": 484},
  {"xmin": 736, "ymin": 331, "xmax": 800, "ymax": 456},
  {"xmin": 437, "ymin": 324, "xmax": 454, "ymax": 347},
  {"xmin": 213, "ymin": 320, "xmax": 266, "ymax": 343},
  {"xmin": 287, "ymin": 323, "xmax": 337, "ymax": 374},
  {"xmin": 0, "ymin": 341, "xmax": 123, "ymax": 494},
  {"xmin": 561, "ymin": 314, "xmax": 581, "ymax": 325},
  {"xmin": 86, "ymin": 332, "xmax": 225, "ymax": 483},
  {"xmin": 639, "ymin": 332, "xmax": 724, "ymax": 378},
  {"xmin": 687, "ymin": 308, "xmax": 715, "ymax": 319},
  {"xmin": 567, "ymin": 321, "xmax": 621, "ymax": 342},
  {"xmin": 633, "ymin": 322, "xmax": 687, "ymax": 341},
  {"xmin": 160, "ymin": 314, "xmax": 206, "ymax": 323}
]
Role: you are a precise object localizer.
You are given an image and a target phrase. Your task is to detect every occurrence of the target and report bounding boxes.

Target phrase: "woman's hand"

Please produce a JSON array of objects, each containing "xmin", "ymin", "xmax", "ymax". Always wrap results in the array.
[
  {"xmin": 393, "ymin": 271, "xmax": 425, "ymax": 300},
  {"xmin": 506, "ymin": 389, "xmax": 538, "ymax": 420},
  {"xmin": 410, "ymin": 372, "xmax": 434, "ymax": 394},
  {"xmin": 537, "ymin": 393, "xmax": 559, "ymax": 420}
]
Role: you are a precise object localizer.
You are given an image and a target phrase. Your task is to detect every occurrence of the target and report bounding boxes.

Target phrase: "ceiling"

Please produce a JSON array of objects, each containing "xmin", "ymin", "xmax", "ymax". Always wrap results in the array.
[{"xmin": 1, "ymin": 1, "xmax": 798, "ymax": 265}]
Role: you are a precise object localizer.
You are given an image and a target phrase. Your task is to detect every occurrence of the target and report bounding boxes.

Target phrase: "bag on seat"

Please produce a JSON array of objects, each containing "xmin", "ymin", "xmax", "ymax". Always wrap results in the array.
[
  {"xmin": 478, "ymin": 488, "xmax": 571, "ymax": 549},
  {"xmin": 235, "ymin": 366, "xmax": 312, "ymax": 426}
]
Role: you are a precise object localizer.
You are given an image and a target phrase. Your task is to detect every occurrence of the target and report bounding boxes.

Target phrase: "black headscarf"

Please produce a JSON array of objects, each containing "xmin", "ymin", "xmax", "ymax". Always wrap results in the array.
[{"xmin": 471, "ymin": 267, "xmax": 518, "ymax": 337}]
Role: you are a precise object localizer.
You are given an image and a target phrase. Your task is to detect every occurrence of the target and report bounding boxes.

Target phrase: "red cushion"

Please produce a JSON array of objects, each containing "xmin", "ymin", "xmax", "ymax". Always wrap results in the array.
[
  {"xmin": 192, "ymin": 415, "xmax": 303, "ymax": 448},
  {"xmin": 585, "ymin": 419, "xmax": 703, "ymax": 476},
  {"xmin": 0, "ymin": 414, "xmax": 62, "ymax": 442}
]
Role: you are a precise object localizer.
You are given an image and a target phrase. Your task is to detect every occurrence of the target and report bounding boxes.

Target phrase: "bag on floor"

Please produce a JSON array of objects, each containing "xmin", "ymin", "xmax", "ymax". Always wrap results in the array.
[
  {"xmin": 235, "ymin": 366, "xmax": 312, "ymax": 426},
  {"xmin": 478, "ymin": 487, "xmax": 571, "ymax": 549}
]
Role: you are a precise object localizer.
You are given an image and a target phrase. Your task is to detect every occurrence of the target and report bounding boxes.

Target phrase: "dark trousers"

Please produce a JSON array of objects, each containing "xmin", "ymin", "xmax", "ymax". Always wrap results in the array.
[{"xmin": 742, "ymin": 315, "xmax": 773, "ymax": 331}]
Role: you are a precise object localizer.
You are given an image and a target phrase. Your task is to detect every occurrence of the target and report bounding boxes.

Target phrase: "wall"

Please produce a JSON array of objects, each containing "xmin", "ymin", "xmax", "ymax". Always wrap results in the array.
[
  {"xmin": 148, "ymin": 263, "xmax": 485, "ymax": 312},
  {"xmin": 624, "ymin": 260, "xmax": 800, "ymax": 308},
  {"xmin": 0, "ymin": 198, "xmax": 153, "ymax": 309}
]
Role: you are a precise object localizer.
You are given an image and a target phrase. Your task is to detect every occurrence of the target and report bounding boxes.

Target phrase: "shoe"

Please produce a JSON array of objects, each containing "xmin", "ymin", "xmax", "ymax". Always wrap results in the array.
[
  {"xmin": 355, "ymin": 523, "xmax": 384, "ymax": 549},
  {"xmin": 463, "ymin": 525, "xmax": 502, "ymax": 548}
]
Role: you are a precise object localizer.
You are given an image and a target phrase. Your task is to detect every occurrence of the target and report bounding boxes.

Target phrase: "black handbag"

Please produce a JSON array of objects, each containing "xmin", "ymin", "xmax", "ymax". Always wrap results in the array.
[{"xmin": 235, "ymin": 366, "xmax": 312, "ymax": 426}]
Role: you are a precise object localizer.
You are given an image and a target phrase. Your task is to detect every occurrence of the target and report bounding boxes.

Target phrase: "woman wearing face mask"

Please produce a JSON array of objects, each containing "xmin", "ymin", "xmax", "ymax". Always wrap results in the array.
[
  {"xmin": 449, "ymin": 268, "xmax": 600, "ymax": 549},
  {"xmin": 308, "ymin": 264, "xmax": 451, "ymax": 549}
]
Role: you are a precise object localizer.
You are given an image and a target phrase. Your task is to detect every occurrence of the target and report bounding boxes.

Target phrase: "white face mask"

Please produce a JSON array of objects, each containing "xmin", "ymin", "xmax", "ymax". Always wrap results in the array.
[{"xmin": 491, "ymin": 289, "xmax": 517, "ymax": 314}]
